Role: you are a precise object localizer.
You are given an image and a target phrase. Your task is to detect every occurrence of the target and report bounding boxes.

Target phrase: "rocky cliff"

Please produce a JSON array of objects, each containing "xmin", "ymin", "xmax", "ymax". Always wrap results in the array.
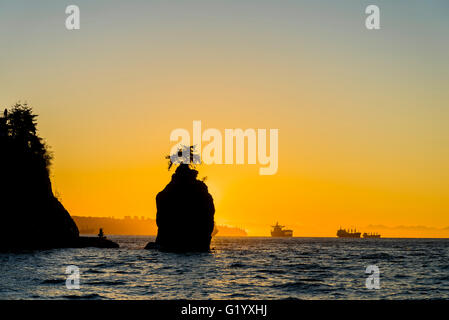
[{"xmin": 146, "ymin": 163, "xmax": 215, "ymax": 252}]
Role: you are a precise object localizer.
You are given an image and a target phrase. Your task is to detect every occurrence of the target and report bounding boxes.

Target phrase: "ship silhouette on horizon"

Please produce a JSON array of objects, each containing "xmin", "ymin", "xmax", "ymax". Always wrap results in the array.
[
  {"xmin": 362, "ymin": 232, "xmax": 381, "ymax": 238},
  {"xmin": 271, "ymin": 222, "xmax": 293, "ymax": 237},
  {"xmin": 337, "ymin": 227, "xmax": 382, "ymax": 238},
  {"xmin": 337, "ymin": 227, "xmax": 361, "ymax": 238}
]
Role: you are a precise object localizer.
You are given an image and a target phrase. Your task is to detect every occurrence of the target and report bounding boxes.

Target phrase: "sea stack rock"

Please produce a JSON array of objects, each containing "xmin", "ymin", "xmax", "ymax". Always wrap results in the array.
[
  {"xmin": 146, "ymin": 163, "xmax": 215, "ymax": 252},
  {"xmin": 0, "ymin": 104, "xmax": 118, "ymax": 250}
]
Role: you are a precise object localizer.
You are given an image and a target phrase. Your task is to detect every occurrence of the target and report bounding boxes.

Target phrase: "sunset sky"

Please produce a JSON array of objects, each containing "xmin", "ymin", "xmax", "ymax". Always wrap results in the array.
[{"xmin": 1, "ymin": 1, "xmax": 448, "ymax": 236}]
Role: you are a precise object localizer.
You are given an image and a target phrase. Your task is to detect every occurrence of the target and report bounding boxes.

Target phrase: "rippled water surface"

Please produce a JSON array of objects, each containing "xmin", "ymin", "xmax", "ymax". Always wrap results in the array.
[{"xmin": 1, "ymin": 237, "xmax": 449, "ymax": 299}]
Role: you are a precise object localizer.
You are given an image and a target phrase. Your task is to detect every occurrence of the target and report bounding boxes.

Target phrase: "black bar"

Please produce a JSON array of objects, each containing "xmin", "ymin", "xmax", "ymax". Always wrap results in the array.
[{"xmin": 0, "ymin": 300, "xmax": 447, "ymax": 318}]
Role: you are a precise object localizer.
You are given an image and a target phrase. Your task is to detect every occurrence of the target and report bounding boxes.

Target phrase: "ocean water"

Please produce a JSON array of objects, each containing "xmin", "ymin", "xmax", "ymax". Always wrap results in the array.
[{"xmin": 1, "ymin": 236, "xmax": 449, "ymax": 300}]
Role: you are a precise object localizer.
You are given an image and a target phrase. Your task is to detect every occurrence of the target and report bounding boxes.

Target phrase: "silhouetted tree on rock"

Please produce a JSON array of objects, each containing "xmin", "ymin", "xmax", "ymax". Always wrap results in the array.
[{"xmin": 145, "ymin": 146, "xmax": 215, "ymax": 252}]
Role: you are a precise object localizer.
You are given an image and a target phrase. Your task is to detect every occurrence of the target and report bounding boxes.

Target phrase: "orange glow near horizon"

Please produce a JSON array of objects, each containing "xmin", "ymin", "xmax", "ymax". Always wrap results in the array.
[{"xmin": 1, "ymin": 1, "xmax": 448, "ymax": 238}]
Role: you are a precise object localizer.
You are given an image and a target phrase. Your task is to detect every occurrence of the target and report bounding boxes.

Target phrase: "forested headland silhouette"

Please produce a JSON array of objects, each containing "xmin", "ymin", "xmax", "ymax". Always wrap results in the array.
[{"xmin": 0, "ymin": 103, "xmax": 118, "ymax": 250}]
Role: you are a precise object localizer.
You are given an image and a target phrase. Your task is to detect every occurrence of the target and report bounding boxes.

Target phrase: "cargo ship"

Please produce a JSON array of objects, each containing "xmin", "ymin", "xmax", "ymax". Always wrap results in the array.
[
  {"xmin": 363, "ymin": 232, "xmax": 381, "ymax": 238},
  {"xmin": 271, "ymin": 222, "xmax": 293, "ymax": 237},
  {"xmin": 337, "ymin": 227, "xmax": 361, "ymax": 238}
]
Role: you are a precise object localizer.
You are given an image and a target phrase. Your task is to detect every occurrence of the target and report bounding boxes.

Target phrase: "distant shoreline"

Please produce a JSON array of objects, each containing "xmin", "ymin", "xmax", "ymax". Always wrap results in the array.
[
  {"xmin": 73, "ymin": 215, "xmax": 248, "ymax": 237},
  {"xmin": 79, "ymin": 234, "xmax": 449, "ymax": 240}
]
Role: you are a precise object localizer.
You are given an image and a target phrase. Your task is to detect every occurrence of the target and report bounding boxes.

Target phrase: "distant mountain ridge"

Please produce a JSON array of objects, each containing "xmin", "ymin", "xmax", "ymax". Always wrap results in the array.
[{"xmin": 364, "ymin": 224, "xmax": 449, "ymax": 238}]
